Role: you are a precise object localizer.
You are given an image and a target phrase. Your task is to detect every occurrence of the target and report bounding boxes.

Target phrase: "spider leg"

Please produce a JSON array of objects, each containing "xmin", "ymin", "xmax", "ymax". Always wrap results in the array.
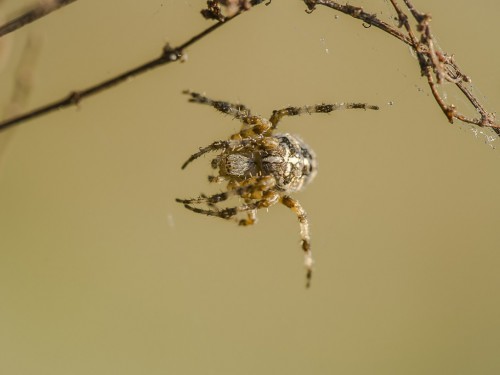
[
  {"xmin": 280, "ymin": 195, "xmax": 313, "ymax": 288},
  {"xmin": 181, "ymin": 138, "xmax": 261, "ymax": 170},
  {"xmin": 180, "ymin": 203, "xmax": 242, "ymax": 220},
  {"xmin": 181, "ymin": 140, "xmax": 229, "ymax": 170},
  {"xmin": 182, "ymin": 91, "xmax": 272, "ymax": 140},
  {"xmin": 268, "ymin": 102, "xmax": 380, "ymax": 129},
  {"xmin": 183, "ymin": 90, "xmax": 252, "ymax": 119},
  {"xmin": 181, "ymin": 190, "xmax": 280, "ymax": 221},
  {"xmin": 176, "ymin": 176, "xmax": 276, "ymax": 206},
  {"xmin": 176, "ymin": 191, "xmax": 232, "ymax": 206},
  {"xmin": 176, "ymin": 176, "xmax": 279, "ymax": 225}
]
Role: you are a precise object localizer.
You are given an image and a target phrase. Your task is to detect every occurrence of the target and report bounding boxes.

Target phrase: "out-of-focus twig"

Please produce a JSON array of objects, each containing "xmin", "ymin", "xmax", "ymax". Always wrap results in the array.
[
  {"xmin": 0, "ymin": 0, "xmax": 79, "ymax": 38},
  {"xmin": 303, "ymin": 0, "xmax": 499, "ymax": 135},
  {"xmin": 0, "ymin": 7, "xmax": 13, "ymax": 72},
  {"xmin": 3, "ymin": 34, "xmax": 42, "ymax": 117},
  {"xmin": 0, "ymin": 34, "xmax": 42, "ymax": 172}
]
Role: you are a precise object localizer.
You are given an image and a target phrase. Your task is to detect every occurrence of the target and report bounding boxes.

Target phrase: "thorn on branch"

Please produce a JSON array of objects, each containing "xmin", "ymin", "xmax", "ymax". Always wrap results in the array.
[{"xmin": 67, "ymin": 91, "xmax": 81, "ymax": 106}]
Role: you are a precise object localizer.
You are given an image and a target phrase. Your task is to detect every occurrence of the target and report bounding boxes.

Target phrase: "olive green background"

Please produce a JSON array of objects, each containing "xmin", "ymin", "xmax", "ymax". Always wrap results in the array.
[{"xmin": 0, "ymin": 1, "xmax": 499, "ymax": 374}]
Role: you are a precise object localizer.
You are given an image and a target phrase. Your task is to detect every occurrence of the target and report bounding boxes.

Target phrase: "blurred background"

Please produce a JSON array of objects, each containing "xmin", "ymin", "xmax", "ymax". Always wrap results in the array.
[{"xmin": 0, "ymin": 1, "xmax": 499, "ymax": 374}]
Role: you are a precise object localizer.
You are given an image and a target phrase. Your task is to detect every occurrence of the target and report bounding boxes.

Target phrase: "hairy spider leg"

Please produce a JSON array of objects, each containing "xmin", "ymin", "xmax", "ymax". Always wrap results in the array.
[
  {"xmin": 268, "ymin": 102, "xmax": 380, "ymax": 130},
  {"xmin": 181, "ymin": 138, "xmax": 259, "ymax": 170},
  {"xmin": 183, "ymin": 90, "xmax": 274, "ymax": 141},
  {"xmin": 183, "ymin": 90, "xmax": 251, "ymax": 119},
  {"xmin": 180, "ymin": 190, "xmax": 280, "ymax": 222},
  {"xmin": 176, "ymin": 176, "xmax": 276, "ymax": 206},
  {"xmin": 176, "ymin": 176, "xmax": 278, "ymax": 225},
  {"xmin": 280, "ymin": 195, "xmax": 313, "ymax": 288},
  {"xmin": 181, "ymin": 140, "xmax": 229, "ymax": 170}
]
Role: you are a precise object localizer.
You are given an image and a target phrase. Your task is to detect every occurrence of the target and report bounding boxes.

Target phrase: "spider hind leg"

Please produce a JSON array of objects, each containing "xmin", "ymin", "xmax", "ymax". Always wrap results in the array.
[{"xmin": 281, "ymin": 195, "xmax": 313, "ymax": 288}]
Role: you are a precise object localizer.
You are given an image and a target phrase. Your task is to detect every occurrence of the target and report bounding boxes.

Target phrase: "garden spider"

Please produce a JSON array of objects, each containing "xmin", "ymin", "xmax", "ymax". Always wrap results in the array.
[{"xmin": 176, "ymin": 90, "xmax": 379, "ymax": 287}]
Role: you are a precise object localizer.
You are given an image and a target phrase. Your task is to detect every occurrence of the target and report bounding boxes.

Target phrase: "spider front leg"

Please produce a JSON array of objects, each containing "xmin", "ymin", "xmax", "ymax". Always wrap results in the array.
[
  {"xmin": 281, "ymin": 195, "xmax": 313, "ymax": 288},
  {"xmin": 268, "ymin": 101, "xmax": 380, "ymax": 130},
  {"xmin": 182, "ymin": 90, "xmax": 272, "ymax": 140},
  {"xmin": 176, "ymin": 176, "xmax": 277, "ymax": 206},
  {"xmin": 181, "ymin": 140, "xmax": 229, "ymax": 169},
  {"xmin": 176, "ymin": 176, "xmax": 279, "ymax": 224},
  {"xmin": 181, "ymin": 138, "xmax": 258, "ymax": 170},
  {"xmin": 183, "ymin": 90, "xmax": 252, "ymax": 119},
  {"xmin": 178, "ymin": 190, "xmax": 280, "ymax": 223}
]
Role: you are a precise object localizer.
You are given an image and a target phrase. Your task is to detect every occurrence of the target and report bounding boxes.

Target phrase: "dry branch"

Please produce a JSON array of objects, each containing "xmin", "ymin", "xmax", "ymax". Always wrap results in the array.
[
  {"xmin": 0, "ymin": 0, "xmax": 268, "ymax": 133},
  {"xmin": 0, "ymin": 0, "xmax": 497, "ymax": 137},
  {"xmin": 303, "ymin": 0, "xmax": 499, "ymax": 135}
]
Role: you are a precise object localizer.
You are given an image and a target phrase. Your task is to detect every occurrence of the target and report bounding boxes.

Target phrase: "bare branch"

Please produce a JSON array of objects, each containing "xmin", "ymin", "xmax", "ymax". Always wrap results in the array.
[
  {"xmin": 0, "ymin": 0, "xmax": 79, "ymax": 38},
  {"xmin": 1, "ymin": 0, "xmax": 496, "ymax": 136},
  {"xmin": 304, "ymin": 0, "xmax": 499, "ymax": 135},
  {"xmin": 0, "ymin": 1, "xmax": 267, "ymax": 133}
]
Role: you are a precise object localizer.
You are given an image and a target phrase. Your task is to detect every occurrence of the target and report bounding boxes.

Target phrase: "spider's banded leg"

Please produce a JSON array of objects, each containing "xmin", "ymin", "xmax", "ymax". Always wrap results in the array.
[
  {"xmin": 181, "ymin": 138, "xmax": 259, "ymax": 170},
  {"xmin": 269, "ymin": 102, "xmax": 380, "ymax": 129},
  {"xmin": 179, "ymin": 190, "xmax": 280, "ymax": 223},
  {"xmin": 181, "ymin": 140, "xmax": 229, "ymax": 170},
  {"xmin": 180, "ymin": 201, "xmax": 257, "ymax": 221},
  {"xmin": 176, "ymin": 191, "xmax": 233, "ymax": 206},
  {"xmin": 176, "ymin": 176, "xmax": 277, "ymax": 206},
  {"xmin": 183, "ymin": 90, "xmax": 251, "ymax": 119},
  {"xmin": 180, "ymin": 204, "xmax": 241, "ymax": 220},
  {"xmin": 280, "ymin": 195, "xmax": 313, "ymax": 288}
]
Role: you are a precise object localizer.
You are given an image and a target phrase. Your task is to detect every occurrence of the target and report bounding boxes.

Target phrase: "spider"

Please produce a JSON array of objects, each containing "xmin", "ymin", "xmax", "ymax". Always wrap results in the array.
[{"xmin": 176, "ymin": 90, "xmax": 379, "ymax": 287}]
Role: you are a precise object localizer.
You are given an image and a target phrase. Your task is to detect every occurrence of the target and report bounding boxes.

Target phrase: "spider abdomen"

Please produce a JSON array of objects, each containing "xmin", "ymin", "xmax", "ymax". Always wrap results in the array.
[{"xmin": 265, "ymin": 133, "xmax": 317, "ymax": 192}]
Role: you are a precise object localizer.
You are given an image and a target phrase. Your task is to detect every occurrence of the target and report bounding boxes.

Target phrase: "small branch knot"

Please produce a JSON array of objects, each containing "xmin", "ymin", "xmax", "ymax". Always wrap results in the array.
[
  {"xmin": 162, "ymin": 44, "xmax": 182, "ymax": 62},
  {"xmin": 67, "ymin": 91, "xmax": 81, "ymax": 106}
]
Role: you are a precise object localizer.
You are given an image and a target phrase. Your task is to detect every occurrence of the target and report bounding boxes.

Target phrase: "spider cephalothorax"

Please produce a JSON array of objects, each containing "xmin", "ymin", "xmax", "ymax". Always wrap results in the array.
[{"xmin": 176, "ymin": 91, "xmax": 378, "ymax": 287}]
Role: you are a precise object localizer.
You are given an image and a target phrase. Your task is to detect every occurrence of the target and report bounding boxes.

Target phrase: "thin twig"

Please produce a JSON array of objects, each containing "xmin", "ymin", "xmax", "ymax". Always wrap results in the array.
[
  {"xmin": 304, "ymin": 0, "xmax": 499, "ymax": 135},
  {"xmin": 0, "ymin": 0, "xmax": 79, "ymax": 38},
  {"xmin": 0, "ymin": 1, "xmax": 267, "ymax": 133}
]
